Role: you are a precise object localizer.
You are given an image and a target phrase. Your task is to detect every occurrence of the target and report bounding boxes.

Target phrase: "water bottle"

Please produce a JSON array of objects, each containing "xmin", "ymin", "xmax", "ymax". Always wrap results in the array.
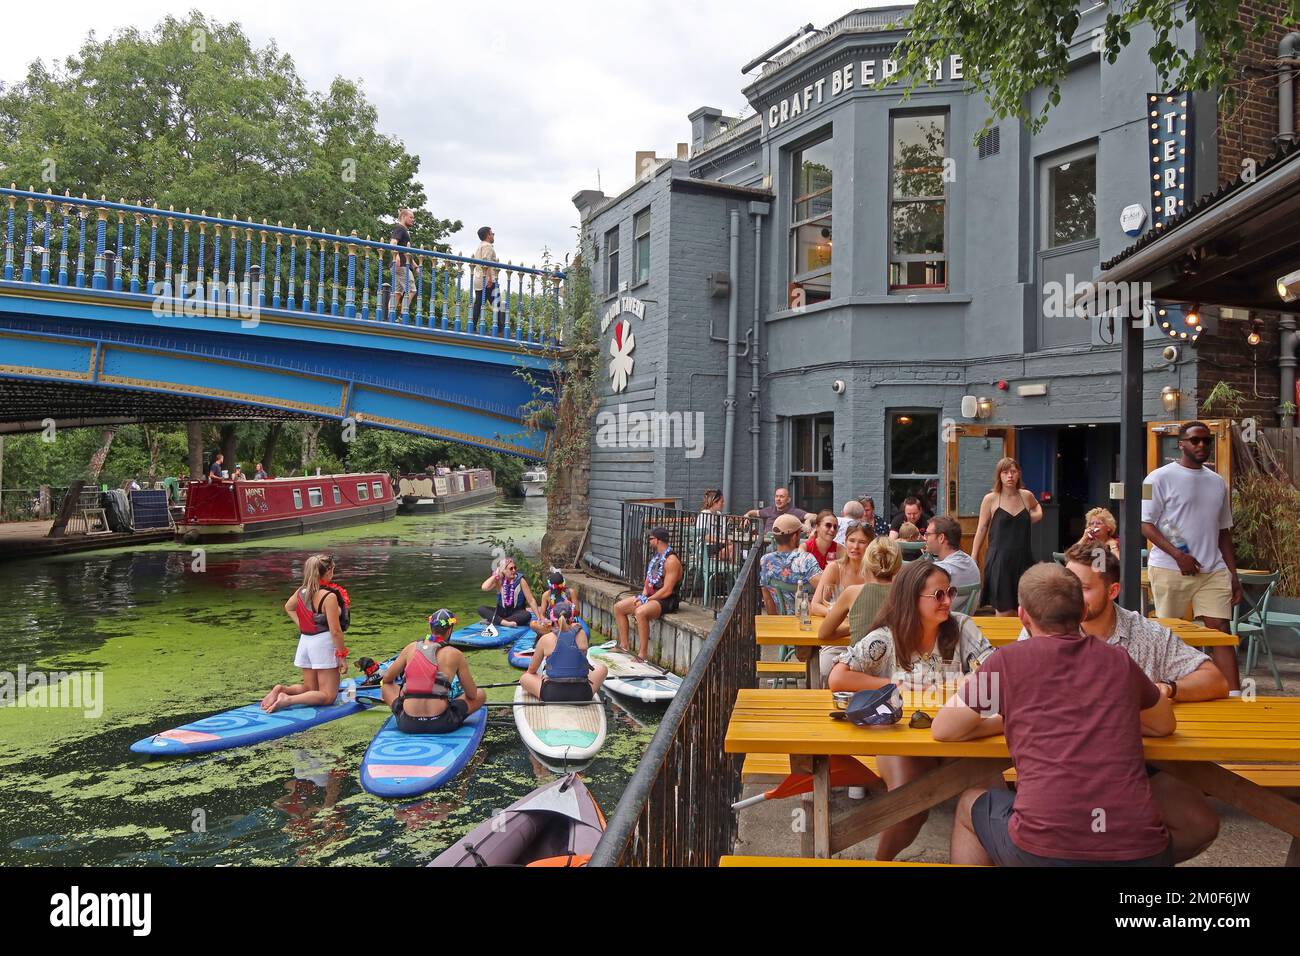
[
  {"xmin": 795, "ymin": 581, "xmax": 811, "ymax": 631},
  {"xmin": 343, "ymin": 679, "xmax": 357, "ymax": 704},
  {"xmin": 1160, "ymin": 520, "xmax": 1191, "ymax": 554}
]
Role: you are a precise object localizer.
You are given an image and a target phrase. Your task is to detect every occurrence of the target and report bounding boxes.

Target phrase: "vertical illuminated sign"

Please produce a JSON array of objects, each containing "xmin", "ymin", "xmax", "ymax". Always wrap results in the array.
[{"xmin": 1148, "ymin": 92, "xmax": 1192, "ymax": 230}]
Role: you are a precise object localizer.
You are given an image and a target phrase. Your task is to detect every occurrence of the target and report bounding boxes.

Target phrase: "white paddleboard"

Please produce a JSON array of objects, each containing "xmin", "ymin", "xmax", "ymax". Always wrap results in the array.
[
  {"xmin": 512, "ymin": 684, "xmax": 606, "ymax": 767},
  {"xmin": 588, "ymin": 642, "xmax": 682, "ymax": 703}
]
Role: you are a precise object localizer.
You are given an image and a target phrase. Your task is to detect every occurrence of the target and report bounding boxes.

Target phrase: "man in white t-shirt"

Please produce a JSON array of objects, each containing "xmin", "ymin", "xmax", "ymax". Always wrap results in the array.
[
  {"xmin": 471, "ymin": 225, "xmax": 501, "ymax": 333},
  {"xmin": 834, "ymin": 500, "xmax": 865, "ymax": 545},
  {"xmin": 1140, "ymin": 421, "xmax": 1242, "ymax": 690},
  {"xmin": 924, "ymin": 515, "xmax": 981, "ymax": 590}
]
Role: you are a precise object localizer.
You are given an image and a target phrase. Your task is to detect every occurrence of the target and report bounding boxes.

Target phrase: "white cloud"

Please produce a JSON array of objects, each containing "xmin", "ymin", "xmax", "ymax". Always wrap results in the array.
[{"xmin": 0, "ymin": 0, "xmax": 890, "ymax": 262}]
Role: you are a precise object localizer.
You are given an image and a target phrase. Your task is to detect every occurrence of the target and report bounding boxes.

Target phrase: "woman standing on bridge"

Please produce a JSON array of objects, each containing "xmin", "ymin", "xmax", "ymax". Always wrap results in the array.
[
  {"xmin": 262, "ymin": 554, "xmax": 350, "ymax": 713},
  {"xmin": 478, "ymin": 556, "xmax": 541, "ymax": 628}
]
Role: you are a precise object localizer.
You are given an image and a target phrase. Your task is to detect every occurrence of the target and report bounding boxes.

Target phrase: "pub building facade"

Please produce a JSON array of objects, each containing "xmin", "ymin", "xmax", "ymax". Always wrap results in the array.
[{"xmin": 575, "ymin": 5, "xmax": 1291, "ymax": 570}]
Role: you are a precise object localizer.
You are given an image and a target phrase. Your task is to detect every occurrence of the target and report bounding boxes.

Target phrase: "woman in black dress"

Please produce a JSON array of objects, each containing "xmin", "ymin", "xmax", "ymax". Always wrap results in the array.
[{"xmin": 971, "ymin": 457, "xmax": 1043, "ymax": 617}]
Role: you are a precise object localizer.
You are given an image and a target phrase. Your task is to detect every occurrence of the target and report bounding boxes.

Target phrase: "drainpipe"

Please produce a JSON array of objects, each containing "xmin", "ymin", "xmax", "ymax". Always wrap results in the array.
[
  {"xmin": 583, "ymin": 551, "xmax": 623, "ymax": 578},
  {"xmin": 1278, "ymin": 33, "xmax": 1300, "ymax": 425},
  {"xmin": 750, "ymin": 202, "xmax": 769, "ymax": 508},
  {"xmin": 722, "ymin": 209, "xmax": 740, "ymax": 505}
]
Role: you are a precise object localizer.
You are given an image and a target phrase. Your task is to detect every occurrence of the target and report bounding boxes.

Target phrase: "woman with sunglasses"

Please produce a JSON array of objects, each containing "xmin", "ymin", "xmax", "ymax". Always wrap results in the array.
[
  {"xmin": 262, "ymin": 554, "xmax": 351, "ymax": 713},
  {"xmin": 827, "ymin": 561, "xmax": 992, "ymax": 860},
  {"xmin": 801, "ymin": 510, "xmax": 840, "ymax": 571},
  {"xmin": 478, "ymin": 556, "xmax": 541, "ymax": 627},
  {"xmin": 811, "ymin": 519, "xmax": 871, "ymax": 617}
]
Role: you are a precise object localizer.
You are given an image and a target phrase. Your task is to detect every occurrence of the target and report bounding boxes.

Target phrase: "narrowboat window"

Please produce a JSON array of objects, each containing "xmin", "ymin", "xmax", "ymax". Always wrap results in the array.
[
  {"xmin": 357, "ymin": 483, "xmax": 369, "ymax": 501},
  {"xmin": 308, "ymin": 487, "xmax": 323, "ymax": 507},
  {"xmin": 333, "ymin": 486, "xmax": 341, "ymax": 505},
  {"xmin": 372, "ymin": 481, "xmax": 383, "ymax": 498},
  {"xmin": 292, "ymin": 489, "xmax": 303, "ymax": 510}
]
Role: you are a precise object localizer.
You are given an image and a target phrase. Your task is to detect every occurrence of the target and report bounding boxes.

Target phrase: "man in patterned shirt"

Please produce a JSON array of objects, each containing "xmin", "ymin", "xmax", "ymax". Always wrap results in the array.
[
  {"xmin": 1017, "ymin": 541, "xmax": 1227, "ymax": 861},
  {"xmin": 759, "ymin": 513, "xmax": 821, "ymax": 615}
]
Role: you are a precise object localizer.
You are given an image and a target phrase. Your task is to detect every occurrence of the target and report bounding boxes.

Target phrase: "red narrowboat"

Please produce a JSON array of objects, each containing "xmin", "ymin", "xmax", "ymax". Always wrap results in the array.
[{"xmin": 177, "ymin": 473, "xmax": 398, "ymax": 543}]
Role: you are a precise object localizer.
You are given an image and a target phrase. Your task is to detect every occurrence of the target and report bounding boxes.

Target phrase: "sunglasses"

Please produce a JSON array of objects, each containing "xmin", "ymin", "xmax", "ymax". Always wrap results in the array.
[
  {"xmin": 921, "ymin": 587, "xmax": 959, "ymax": 603},
  {"xmin": 908, "ymin": 710, "xmax": 933, "ymax": 729}
]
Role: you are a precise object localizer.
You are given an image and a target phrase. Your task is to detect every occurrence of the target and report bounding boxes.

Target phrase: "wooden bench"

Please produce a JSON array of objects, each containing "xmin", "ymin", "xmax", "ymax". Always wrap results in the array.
[
  {"xmin": 720, "ymin": 855, "xmax": 963, "ymax": 867},
  {"xmin": 741, "ymin": 754, "xmax": 1299, "ymax": 790}
]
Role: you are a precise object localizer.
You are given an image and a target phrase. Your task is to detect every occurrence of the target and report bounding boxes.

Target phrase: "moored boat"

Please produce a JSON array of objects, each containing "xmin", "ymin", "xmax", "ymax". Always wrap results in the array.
[
  {"xmin": 520, "ymin": 467, "xmax": 547, "ymax": 498},
  {"xmin": 397, "ymin": 468, "xmax": 498, "ymax": 514},
  {"xmin": 176, "ymin": 473, "xmax": 397, "ymax": 543}
]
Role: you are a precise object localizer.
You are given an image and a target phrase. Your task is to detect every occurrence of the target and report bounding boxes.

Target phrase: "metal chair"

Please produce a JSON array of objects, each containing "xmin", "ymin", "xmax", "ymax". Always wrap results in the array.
[
  {"xmin": 1232, "ymin": 571, "xmax": 1284, "ymax": 692},
  {"xmin": 954, "ymin": 582, "xmax": 980, "ymax": 616},
  {"xmin": 897, "ymin": 541, "xmax": 926, "ymax": 562},
  {"xmin": 1051, "ymin": 551, "xmax": 1067, "ymax": 565}
]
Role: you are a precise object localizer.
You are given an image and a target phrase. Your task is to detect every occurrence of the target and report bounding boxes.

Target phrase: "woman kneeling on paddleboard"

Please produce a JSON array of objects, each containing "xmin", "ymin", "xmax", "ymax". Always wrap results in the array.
[
  {"xmin": 262, "ymin": 554, "xmax": 351, "ymax": 713},
  {"xmin": 382, "ymin": 609, "xmax": 486, "ymax": 733},
  {"xmin": 521, "ymin": 602, "xmax": 608, "ymax": 702},
  {"xmin": 530, "ymin": 570, "xmax": 574, "ymax": 635},
  {"xmin": 479, "ymin": 557, "xmax": 541, "ymax": 628}
]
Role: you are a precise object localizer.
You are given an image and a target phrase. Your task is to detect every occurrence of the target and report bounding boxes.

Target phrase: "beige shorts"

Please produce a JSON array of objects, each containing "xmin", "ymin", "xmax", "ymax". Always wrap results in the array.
[{"xmin": 1148, "ymin": 565, "xmax": 1232, "ymax": 621}]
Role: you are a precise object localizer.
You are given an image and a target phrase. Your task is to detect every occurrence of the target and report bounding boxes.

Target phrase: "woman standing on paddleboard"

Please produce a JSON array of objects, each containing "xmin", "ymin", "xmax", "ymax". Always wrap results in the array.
[
  {"xmin": 521, "ymin": 602, "xmax": 608, "ymax": 701},
  {"xmin": 381, "ymin": 609, "xmax": 486, "ymax": 733},
  {"xmin": 262, "ymin": 554, "xmax": 351, "ymax": 713},
  {"xmin": 478, "ymin": 556, "xmax": 541, "ymax": 628}
]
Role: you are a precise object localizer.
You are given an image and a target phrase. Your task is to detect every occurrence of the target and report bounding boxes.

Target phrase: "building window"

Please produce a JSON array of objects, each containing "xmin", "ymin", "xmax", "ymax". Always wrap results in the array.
[
  {"xmin": 1046, "ymin": 152, "xmax": 1096, "ymax": 247},
  {"xmin": 333, "ymin": 486, "xmax": 341, "ymax": 505},
  {"xmin": 356, "ymin": 483, "xmax": 369, "ymax": 502},
  {"xmin": 789, "ymin": 414, "xmax": 834, "ymax": 512},
  {"xmin": 889, "ymin": 113, "xmax": 947, "ymax": 291},
  {"xmin": 887, "ymin": 411, "xmax": 940, "ymax": 516},
  {"xmin": 633, "ymin": 209, "xmax": 651, "ymax": 284},
  {"xmin": 292, "ymin": 489, "xmax": 303, "ymax": 511},
  {"xmin": 308, "ymin": 487, "xmax": 323, "ymax": 508},
  {"xmin": 789, "ymin": 137, "xmax": 833, "ymax": 306},
  {"xmin": 605, "ymin": 226, "xmax": 620, "ymax": 293}
]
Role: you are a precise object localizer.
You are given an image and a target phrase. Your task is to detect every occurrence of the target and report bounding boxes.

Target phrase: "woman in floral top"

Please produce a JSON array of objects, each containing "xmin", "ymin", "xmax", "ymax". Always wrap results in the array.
[{"xmin": 827, "ymin": 561, "xmax": 993, "ymax": 861}]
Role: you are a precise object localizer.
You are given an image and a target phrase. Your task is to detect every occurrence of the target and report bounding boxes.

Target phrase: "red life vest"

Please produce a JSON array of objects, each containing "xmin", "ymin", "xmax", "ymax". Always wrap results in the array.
[
  {"xmin": 404, "ymin": 641, "xmax": 453, "ymax": 699},
  {"xmin": 294, "ymin": 584, "xmax": 351, "ymax": 635}
]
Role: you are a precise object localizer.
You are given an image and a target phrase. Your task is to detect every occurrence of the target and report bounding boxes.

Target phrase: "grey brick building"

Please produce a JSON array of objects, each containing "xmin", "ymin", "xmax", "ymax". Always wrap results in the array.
[{"xmin": 575, "ymin": 5, "xmax": 1278, "ymax": 571}]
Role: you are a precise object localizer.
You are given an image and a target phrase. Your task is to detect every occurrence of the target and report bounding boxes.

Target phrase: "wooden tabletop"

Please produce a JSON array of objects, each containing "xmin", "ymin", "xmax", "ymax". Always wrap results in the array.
[
  {"xmin": 725, "ymin": 690, "xmax": 1300, "ymax": 762},
  {"xmin": 754, "ymin": 615, "xmax": 1237, "ymax": 647}
]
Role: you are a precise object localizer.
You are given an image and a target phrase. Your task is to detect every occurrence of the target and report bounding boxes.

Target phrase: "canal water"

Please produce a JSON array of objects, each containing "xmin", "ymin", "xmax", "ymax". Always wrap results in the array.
[{"xmin": 0, "ymin": 499, "xmax": 658, "ymax": 866}]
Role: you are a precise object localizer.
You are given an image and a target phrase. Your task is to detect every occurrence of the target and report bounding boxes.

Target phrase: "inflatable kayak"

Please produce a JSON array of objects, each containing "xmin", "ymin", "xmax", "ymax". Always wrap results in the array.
[
  {"xmin": 427, "ymin": 773, "xmax": 605, "ymax": 867},
  {"xmin": 507, "ymin": 618, "xmax": 590, "ymax": 670},
  {"xmin": 449, "ymin": 621, "xmax": 532, "ymax": 650},
  {"xmin": 359, "ymin": 706, "xmax": 487, "ymax": 798},
  {"xmin": 513, "ymin": 684, "xmax": 606, "ymax": 771},
  {"xmin": 588, "ymin": 642, "xmax": 681, "ymax": 702},
  {"xmin": 130, "ymin": 659, "xmax": 394, "ymax": 757}
]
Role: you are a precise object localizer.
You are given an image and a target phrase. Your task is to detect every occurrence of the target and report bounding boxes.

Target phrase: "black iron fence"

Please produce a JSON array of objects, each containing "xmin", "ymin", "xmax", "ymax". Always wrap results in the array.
[
  {"xmin": 589, "ymin": 543, "xmax": 760, "ymax": 867},
  {"xmin": 622, "ymin": 501, "xmax": 760, "ymax": 613}
]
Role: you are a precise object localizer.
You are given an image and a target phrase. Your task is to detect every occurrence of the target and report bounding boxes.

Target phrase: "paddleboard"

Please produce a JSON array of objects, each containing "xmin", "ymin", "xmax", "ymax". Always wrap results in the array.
[
  {"xmin": 359, "ymin": 706, "xmax": 487, "ymax": 798},
  {"xmin": 508, "ymin": 618, "xmax": 590, "ymax": 670},
  {"xmin": 428, "ymin": 773, "xmax": 605, "ymax": 867},
  {"xmin": 130, "ymin": 658, "xmax": 395, "ymax": 757},
  {"xmin": 588, "ymin": 642, "xmax": 681, "ymax": 703},
  {"xmin": 450, "ymin": 621, "xmax": 532, "ymax": 650},
  {"xmin": 512, "ymin": 684, "xmax": 606, "ymax": 769}
]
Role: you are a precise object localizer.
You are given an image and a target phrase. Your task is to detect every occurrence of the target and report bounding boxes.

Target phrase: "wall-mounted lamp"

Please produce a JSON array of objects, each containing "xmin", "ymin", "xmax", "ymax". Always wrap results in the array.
[
  {"xmin": 1160, "ymin": 385, "xmax": 1181, "ymax": 415},
  {"xmin": 976, "ymin": 397, "xmax": 994, "ymax": 420},
  {"xmin": 1246, "ymin": 318, "xmax": 1265, "ymax": 347},
  {"xmin": 1278, "ymin": 268, "xmax": 1300, "ymax": 303}
]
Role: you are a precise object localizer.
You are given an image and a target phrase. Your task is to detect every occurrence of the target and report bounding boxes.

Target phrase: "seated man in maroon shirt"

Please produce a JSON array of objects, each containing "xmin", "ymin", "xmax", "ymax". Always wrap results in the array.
[{"xmin": 933, "ymin": 562, "xmax": 1176, "ymax": 866}]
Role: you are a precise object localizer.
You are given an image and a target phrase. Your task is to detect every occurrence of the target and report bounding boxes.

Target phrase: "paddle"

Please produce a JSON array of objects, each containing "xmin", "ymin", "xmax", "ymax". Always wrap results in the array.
[
  {"xmin": 476, "ymin": 680, "xmax": 522, "ymax": 689},
  {"xmin": 483, "ymin": 700, "xmax": 603, "ymax": 708}
]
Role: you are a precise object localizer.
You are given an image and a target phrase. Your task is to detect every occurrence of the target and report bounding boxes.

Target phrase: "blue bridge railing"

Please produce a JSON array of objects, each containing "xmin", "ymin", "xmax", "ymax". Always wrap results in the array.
[{"xmin": 1, "ymin": 186, "xmax": 565, "ymax": 346}]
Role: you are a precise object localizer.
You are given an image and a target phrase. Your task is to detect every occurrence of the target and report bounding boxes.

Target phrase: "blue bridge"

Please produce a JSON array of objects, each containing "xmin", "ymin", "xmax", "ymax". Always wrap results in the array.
[{"xmin": 0, "ymin": 187, "xmax": 563, "ymax": 459}]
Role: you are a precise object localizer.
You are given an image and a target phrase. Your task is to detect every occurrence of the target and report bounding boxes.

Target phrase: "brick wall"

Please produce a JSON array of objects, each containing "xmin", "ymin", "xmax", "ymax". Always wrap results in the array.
[{"xmin": 1198, "ymin": 2, "xmax": 1298, "ymax": 424}]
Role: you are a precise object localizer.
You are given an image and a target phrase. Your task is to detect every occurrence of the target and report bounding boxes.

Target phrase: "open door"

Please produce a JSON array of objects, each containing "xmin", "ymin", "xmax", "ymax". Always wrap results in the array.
[
  {"xmin": 1146, "ymin": 419, "xmax": 1232, "ymax": 484},
  {"xmin": 946, "ymin": 425, "xmax": 1017, "ymax": 567}
]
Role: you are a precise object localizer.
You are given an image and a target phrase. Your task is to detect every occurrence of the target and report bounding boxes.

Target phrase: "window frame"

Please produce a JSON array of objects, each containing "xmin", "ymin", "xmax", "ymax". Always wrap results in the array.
[
  {"xmin": 356, "ymin": 483, "xmax": 369, "ymax": 502},
  {"xmin": 789, "ymin": 134, "xmax": 835, "ymax": 303},
  {"xmin": 888, "ymin": 110, "xmax": 950, "ymax": 293},
  {"xmin": 372, "ymin": 481, "xmax": 384, "ymax": 499},
  {"xmin": 292, "ymin": 489, "xmax": 303, "ymax": 511},
  {"xmin": 886, "ymin": 409, "xmax": 941, "ymax": 515},
  {"xmin": 1040, "ymin": 142, "xmax": 1099, "ymax": 251},
  {"xmin": 605, "ymin": 226, "xmax": 620, "ymax": 293},
  {"xmin": 787, "ymin": 413, "xmax": 835, "ymax": 510},
  {"xmin": 333, "ymin": 486, "xmax": 341, "ymax": 505},
  {"xmin": 633, "ymin": 208, "xmax": 651, "ymax": 285},
  {"xmin": 308, "ymin": 487, "xmax": 323, "ymax": 508}
]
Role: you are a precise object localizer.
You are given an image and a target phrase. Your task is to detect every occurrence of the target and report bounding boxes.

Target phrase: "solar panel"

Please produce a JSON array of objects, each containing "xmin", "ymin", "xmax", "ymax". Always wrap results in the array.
[{"xmin": 129, "ymin": 490, "xmax": 173, "ymax": 531}]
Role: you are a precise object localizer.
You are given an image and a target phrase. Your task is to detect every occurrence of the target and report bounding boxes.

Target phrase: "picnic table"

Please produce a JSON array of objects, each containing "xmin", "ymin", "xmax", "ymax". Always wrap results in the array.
[
  {"xmin": 754, "ymin": 615, "xmax": 1238, "ymax": 687},
  {"xmin": 725, "ymin": 689, "xmax": 1300, "ymax": 862}
]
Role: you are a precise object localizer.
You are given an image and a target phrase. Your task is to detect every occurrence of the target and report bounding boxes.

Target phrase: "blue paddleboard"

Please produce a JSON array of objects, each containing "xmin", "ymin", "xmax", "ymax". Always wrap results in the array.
[
  {"xmin": 130, "ymin": 659, "xmax": 394, "ymax": 756},
  {"xmin": 359, "ymin": 707, "xmax": 487, "ymax": 798},
  {"xmin": 449, "ymin": 621, "xmax": 532, "ymax": 650},
  {"xmin": 508, "ymin": 619, "xmax": 590, "ymax": 670}
]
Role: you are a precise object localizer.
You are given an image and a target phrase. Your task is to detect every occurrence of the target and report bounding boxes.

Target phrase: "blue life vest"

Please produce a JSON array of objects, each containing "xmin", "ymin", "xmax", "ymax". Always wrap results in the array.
[{"xmin": 546, "ymin": 628, "xmax": 589, "ymax": 682}]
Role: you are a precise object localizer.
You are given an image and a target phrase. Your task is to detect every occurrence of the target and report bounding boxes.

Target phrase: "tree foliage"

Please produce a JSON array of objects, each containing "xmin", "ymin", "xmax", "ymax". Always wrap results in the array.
[
  {"xmin": 894, "ymin": 0, "xmax": 1285, "ymax": 135},
  {"xmin": 0, "ymin": 11, "xmax": 459, "ymax": 249}
]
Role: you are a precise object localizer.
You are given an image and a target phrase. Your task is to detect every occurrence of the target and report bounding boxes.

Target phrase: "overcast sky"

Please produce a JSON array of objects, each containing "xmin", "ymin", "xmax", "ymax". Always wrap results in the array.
[{"xmin": 0, "ymin": 1, "xmax": 896, "ymax": 264}]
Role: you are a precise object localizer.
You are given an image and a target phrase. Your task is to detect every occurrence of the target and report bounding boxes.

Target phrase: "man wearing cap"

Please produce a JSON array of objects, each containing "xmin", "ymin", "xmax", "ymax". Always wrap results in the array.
[
  {"xmin": 759, "ymin": 514, "xmax": 822, "ymax": 615},
  {"xmin": 380, "ymin": 609, "xmax": 486, "ymax": 734},
  {"xmin": 612, "ymin": 527, "xmax": 684, "ymax": 659},
  {"xmin": 744, "ymin": 487, "xmax": 810, "ymax": 536}
]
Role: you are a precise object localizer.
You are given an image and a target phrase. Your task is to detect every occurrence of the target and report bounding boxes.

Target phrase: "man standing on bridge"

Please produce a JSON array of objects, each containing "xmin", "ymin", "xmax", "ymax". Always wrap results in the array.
[
  {"xmin": 471, "ymin": 225, "xmax": 501, "ymax": 334},
  {"xmin": 390, "ymin": 207, "xmax": 420, "ymax": 319}
]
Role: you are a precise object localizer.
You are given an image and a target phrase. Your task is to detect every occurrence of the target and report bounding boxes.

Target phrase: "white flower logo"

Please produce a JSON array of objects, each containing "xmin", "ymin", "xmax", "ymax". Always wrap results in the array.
[{"xmin": 609, "ymin": 318, "xmax": 635, "ymax": 393}]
